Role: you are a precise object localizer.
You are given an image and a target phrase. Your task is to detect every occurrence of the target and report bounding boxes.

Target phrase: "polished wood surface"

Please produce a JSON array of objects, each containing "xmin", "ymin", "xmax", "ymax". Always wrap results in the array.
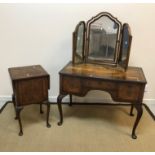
[
  {"xmin": 57, "ymin": 61, "xmax": 147, "ymax": 139},
  {"xmin": 60, "ymin": 62, "xmax": 146, "ymax": 83},
  {"xmin": 8, "ymin": 65, "xmax": 51, "ymax": 136},
  {"xmin": 14, "ymin": 77, "xmax": 49, "ymax": 105},
  {"xmin": 9, "ymin": 65, "xmax": 49, "ymax": 81}
]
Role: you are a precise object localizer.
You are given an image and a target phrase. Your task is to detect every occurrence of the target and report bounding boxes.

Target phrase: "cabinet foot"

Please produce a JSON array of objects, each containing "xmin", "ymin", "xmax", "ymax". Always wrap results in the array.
[
  {"xmin": 57, "ymin": 122, "xmax": 62, "ymax": 126},
  {"xmin": 14, "ymin": 116, "xmax": 18, "ymax": 120},
  {"xmin": 47, "ymin": 123, "xmax": 51, "ymax": 128},
  {"xmin": 19, "ymin": 131, "xmax": 23, "ymax": 136},
  {"xmin": 131, "ymin": 133, "xmax": 137, "ymax": 139}
]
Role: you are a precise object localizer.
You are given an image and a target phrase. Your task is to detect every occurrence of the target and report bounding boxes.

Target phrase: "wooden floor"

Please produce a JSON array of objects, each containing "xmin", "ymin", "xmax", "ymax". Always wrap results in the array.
[{"xmin": 0, "ymin": 103, "xmax": 155, "ymax": 152}]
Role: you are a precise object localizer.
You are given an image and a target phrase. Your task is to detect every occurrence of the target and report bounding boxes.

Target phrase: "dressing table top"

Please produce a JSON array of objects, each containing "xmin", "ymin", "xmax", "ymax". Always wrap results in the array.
[{"xmin": 60, "ymin": 61, "xmax": 147, "ymax": 84}]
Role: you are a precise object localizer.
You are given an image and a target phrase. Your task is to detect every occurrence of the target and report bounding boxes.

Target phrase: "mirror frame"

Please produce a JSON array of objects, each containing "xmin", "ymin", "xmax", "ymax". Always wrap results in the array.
[
  {"xmin": 72, "ymin": 12, "xmax": 132, "ymax": 71},
  {"xmin": 85, "ymin": 12, "xmax": 122, "ymax": 65},
  {"xmin": 72, "ymin": 21, "xmax": 86, "ymax": 64}
]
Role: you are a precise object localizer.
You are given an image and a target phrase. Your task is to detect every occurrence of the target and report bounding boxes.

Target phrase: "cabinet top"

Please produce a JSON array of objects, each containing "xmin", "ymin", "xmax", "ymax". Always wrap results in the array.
[
  {"xmin": 8, "ymin": 65, "xmax": 49, "ymax": 81},
  {"xmin": 60, "ymin": 62, "xmax": 147, "ymax": 84}
]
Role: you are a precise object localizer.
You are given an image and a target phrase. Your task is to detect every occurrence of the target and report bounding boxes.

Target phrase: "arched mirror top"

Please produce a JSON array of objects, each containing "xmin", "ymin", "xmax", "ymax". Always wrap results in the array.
[
  {"xmin": 87, "ymin": 12, "xmax": 122, "ymax": 37},
  {"xmin": 86, "ymin": 12, "xmax": 122, "ymax": 64}
]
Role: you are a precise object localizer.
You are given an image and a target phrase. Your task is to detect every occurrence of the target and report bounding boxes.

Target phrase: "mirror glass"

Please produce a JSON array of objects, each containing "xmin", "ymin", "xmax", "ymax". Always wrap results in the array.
[
  {"xmin": 88, "ymin": 16, "xmax": 118, "ymax": 62},
  {"xmin": 74, "ymin": 23, "xmax": 85, "ymax": 63},
  {"xmin": 119, "ymin": 24, "xmax": 131, "ymax": 70},
  {"xmin": 121, "ymin": 25, "xmax": 129, "ymax": 61}
]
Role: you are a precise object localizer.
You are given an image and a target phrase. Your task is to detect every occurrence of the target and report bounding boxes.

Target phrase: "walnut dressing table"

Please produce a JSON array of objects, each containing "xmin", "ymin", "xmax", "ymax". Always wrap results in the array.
[
  {"xmin": 56, "ymin": 12, "xmax": 147, "ymax": 139},
  {"xmin": 57, "ymin": 62, "xmax": 146, "ymax": 139}
]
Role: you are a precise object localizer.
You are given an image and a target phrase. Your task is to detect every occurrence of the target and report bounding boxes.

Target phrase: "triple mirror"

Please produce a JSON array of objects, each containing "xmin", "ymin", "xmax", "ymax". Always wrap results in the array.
[{"xmin": 72, "ymin": 12, "xmax": 132, "ymax": 71}]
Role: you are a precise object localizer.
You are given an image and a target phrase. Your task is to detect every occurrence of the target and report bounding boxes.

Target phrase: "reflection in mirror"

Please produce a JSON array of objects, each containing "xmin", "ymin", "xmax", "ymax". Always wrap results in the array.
[
  {"xmin": 121, "ymin": 24, "xmax": 130, "ymax": 60},
  {"xmin": 76, "ymin": 23, "xmax": 84, "ymax": 57},
  {"xmin": 88, "ymin": 16, "xmax": 119, "ymax": 63},
  {"xmin": 73, "ymin": 21, "xmax": 85, "ymax": 64}
]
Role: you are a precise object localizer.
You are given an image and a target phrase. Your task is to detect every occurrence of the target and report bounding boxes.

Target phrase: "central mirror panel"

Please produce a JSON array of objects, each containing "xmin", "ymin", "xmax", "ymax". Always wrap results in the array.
[{"xmin": 87, "ymin": 13, "xmax": 121, "ymax": 65}]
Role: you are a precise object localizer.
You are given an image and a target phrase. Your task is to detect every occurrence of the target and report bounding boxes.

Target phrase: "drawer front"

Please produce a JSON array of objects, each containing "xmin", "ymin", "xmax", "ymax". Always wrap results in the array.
[
  {"xmin": 84, "ymin": 79, "xmax": 117, "ymax": 91},
  {"xmin": 117, "ymin": 83, "xmax": 140, "ymax": 101},
  {"xmin": 15, "ymin": 77, "xmax": 49, "ymax": 106},
  {"xmin": 61, "ymin": 76, "xmax": 81, "ymax": 94}
]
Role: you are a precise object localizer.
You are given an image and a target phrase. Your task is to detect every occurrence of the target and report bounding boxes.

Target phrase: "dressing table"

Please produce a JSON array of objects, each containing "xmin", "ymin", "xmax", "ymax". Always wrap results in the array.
[{"xmin": 57, "ymin": 12, "xmax": 147, "ymax": 139}]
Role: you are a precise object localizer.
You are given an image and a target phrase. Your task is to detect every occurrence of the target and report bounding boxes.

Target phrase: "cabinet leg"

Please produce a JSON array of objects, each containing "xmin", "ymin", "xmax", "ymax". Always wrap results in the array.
[
  {"xmin": 130, "ymin": 104, "xmax": 134, "ymax": 116},
  {"xmin": 57, "ymin": 94, "xmax": 66, "ymax": 126},
  {"xmin": 40, "ymin": 103, "xmax": 44, "ymax": 114},
  {"xmin": 131, "ymin": 103, "xmax": 143, "ymax": 139},
  {"xmin": 16, "ymin": 107, "xmax": 23, "ymax": 136},
  {"xmin": 46, "ymin": 101, "xmax": 51, "ymax": 128},
  {"xmin": 69, "ymin": 94, "xmax": 72, "ymax": 106}
]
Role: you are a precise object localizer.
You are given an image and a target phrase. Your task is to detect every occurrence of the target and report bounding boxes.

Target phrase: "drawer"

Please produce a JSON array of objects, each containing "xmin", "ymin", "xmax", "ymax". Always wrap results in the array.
[
  {"xmin": 61, "ymin": 76, "xmax": 81, "ymax": 94},
  {"xmin": 117, "ymin": 83, "xmax": 140, "ymax": 101},
  {"xmin": 84, "ymin": 79, "xmax": 117, "ymax": 91}
]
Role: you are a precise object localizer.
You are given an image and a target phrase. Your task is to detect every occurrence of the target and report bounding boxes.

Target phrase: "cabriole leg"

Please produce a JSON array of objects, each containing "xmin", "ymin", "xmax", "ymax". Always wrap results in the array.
[
  {"xmin": 57, "ymin": 94, "xmax": 66, "ymax": 126},
  {"xmin": 46, "ymin": 101, "xmax": 51, "ymax": 128},
  {"xmin": 12, "ymin": 94, "xmax": 18, "ymax": 120},
  {"xmin": 16, "ymin": 107, "xmax": 23, "ymax": 136},
  {"xmin": 132, "ymin": 103, "xmax": 143, "ymax": 139}
]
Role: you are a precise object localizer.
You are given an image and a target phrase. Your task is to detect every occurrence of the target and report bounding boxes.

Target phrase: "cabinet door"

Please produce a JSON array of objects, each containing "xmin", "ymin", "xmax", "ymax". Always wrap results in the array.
[
  {"xmin": 119, "ymin": 23, "xmax": 132, "ymax": 70},
  {"xmin": 15, "ymin": 77, "xmax": 49, "ymax": 105}
]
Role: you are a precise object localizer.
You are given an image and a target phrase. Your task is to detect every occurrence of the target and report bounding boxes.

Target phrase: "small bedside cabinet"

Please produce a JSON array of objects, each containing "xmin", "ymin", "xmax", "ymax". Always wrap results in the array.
[{"xmin": 8, "ymin": 65, "xmax": 51, "ymax": 136}]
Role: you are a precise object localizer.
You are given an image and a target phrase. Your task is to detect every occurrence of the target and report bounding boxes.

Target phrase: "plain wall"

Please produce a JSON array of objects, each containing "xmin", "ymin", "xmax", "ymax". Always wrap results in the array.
[{"xmin": 0, "ymin": 3, "xmax": 155, "ymax": 103}]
